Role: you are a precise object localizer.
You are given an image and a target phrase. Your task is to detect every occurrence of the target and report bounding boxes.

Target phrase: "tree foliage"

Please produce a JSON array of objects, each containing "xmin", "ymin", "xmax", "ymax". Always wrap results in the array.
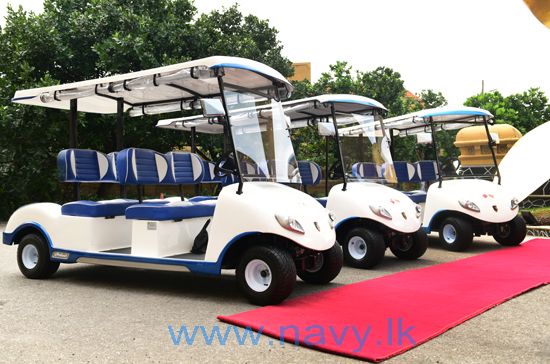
[
  {"xmin": 465, "ymin": 88, "xmax": 550, "ymax": 134},
  {"xmin": 0, "ymin": 0, "xmax": 292, "ymax": 219}
]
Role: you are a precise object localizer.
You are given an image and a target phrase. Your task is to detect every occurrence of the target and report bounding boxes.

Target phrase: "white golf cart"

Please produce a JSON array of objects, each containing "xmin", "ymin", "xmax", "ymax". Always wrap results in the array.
[
  {"xmin": 3, "ymin": 56, "xmax": 341, "ymax": 305},
  {"xmin": 383, "ymin": 106, "xmax": 527, "ymax": 251},
  {"xmin": 280, "ymin": 94, "xmax": 428, "ymax": 268}
]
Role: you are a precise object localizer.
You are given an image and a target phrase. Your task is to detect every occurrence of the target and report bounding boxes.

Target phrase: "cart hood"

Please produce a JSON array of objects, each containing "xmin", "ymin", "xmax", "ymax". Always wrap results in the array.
[{"xmin": 496, "ymin": 120, "xmax": 550, "ymax": 202}]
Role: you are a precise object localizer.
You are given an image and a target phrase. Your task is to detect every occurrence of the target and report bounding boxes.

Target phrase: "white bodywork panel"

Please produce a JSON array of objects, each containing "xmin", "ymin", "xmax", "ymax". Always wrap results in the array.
[
  {"xmin": 206, "ymin": 182, "xmax": 335, "ymax": 261},
  {"xmin": 423, "ymin": 179, "xmax": 518, "ymax": 229},
  {"xmin": 327, "ymin": 182, "xmax": 422, "ymax": 234},
  {"xmin": 5, "ymin": 203, "xmax": 132, "ymax": 251},
  {"xmin": 496, "ymin": 120, "xmax": 550, "ymax": 202},
  {"xmin": 5, "ymin": 182, "xmax": 335, "ymax": 263}
]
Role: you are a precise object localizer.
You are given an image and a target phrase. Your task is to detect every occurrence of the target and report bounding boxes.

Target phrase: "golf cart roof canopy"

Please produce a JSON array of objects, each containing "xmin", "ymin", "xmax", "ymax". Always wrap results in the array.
[
  {"xmin": 383, "ymin": 106, "xmax": 494, "ymax": 136},
  {"xmin": 281, "ymin": 94, "xmax": 387, "ymax": 121},
  {"xmin": 11, "ymin": 56, "xmax": 293, "ymax": 115}
]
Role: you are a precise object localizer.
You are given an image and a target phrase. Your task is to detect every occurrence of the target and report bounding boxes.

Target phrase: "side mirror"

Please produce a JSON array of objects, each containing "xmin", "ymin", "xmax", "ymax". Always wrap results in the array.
[{"xmin": 200, "ymin": 98, "xmax": 225, "ymax": 117}]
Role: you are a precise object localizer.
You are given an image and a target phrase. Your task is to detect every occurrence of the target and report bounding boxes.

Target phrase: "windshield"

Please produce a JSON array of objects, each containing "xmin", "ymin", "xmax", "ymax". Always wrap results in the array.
[
  {"xmin": 224, "ymin": 90, "xmax": 301, "ymax": 183},
  {"xmin": 335, "ymin": 113, "xmax": 396, "ymax": 183}
]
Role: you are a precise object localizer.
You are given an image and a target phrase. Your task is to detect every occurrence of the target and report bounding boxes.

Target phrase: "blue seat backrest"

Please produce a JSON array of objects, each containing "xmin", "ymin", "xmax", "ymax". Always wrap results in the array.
[
  {"xmin": 351, "ymin": 162, "xmax": 380, "ymax": 179},
  {"xmin": 57, "ymin": 149, "xmax": 116, "ymax": 183},
  {"xmin": 393, "ymin": 161, "xmax": 419, "ymax": 183},
  {"xmin": 165, "ymin": 152, "xmax": 204, "ymax": 184},
  {"xmin": 298, "ymin": 161, "xmax": 322, "ymax": 185},
  {"xmin": 116, "ymin": 148, "xmax": 169, "ymax": 185},
  {"xmin": 107, "ymin": 152, "xmax": 118, "ymax": 181},
  {"xmin": 201, "ymin": 160, "xmax": 222, "ymax": 183},
  {"xmin": 416, "ymin": 160, "xmax": 438, "ymax": 182}
]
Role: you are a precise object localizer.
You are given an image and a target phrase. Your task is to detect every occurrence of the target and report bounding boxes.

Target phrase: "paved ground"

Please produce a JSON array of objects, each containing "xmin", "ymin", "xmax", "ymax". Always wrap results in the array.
[{"xmin": 1, "ymin": 224, "xmax": 549, "ymax": 363}]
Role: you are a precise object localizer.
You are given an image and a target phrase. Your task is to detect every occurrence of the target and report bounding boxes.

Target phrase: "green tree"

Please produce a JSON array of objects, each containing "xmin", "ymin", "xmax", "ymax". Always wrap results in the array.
[
  {"xmin": 464, "ymin": 88, "xmax": 550, "ymax": 134},
  {"xmin": 0, "ymin": 0, "xmax": 292, "ymax": 219}
]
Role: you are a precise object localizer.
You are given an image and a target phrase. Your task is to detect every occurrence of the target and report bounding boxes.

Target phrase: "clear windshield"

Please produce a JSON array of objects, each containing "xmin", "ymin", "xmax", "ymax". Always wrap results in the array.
[
  {"xmin": 224, "ymin": 90, "xmax": 301, "ymax": 183},
  {"xmin": 337, "ymin": 113, "xmax": 397, "ymax": 183}
]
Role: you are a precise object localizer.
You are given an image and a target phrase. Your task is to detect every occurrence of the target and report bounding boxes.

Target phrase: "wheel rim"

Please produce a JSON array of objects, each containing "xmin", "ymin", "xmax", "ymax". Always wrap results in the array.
[
  {"xmin": 22, "ymin": 244, "xmax": 39, "ymax": 269},
  {"xmin": 395, "ymin": 235, "xmax": 413, "ymax": 252},
  {"xmin": 442, "ymin": 224, "xmax": 457, "ymax": 244},
  {"xmin": 305, "ymin": 254, "xmax": 324, "ymax": 273},
  {"xmin": 497, "ymin": 224, "xmax": 511, "ymax": 238},
  {"xmin": 348, "ymin": 236, "xmax": 367, "ymax": 260},
  {"xmin": 244, "ymin": 259, "xmax": 272, "ymax": 292}
]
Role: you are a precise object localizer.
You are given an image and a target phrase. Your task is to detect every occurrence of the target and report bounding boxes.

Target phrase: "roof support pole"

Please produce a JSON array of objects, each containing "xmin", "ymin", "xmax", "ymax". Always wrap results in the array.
[
  {"xmin": 69, "ymin": 99, "xmax": 79, "ymax": 201},
  {"xmin": 116, "ymin": 98, "xmax": 124, "ymax": 150},
  {"xmin": 330, "ymin": 104, "xmax": 347, "ymax": 191},
  {"xmin": 325, "ymin": 136, "xmax": 329, "ymax": 196},
  {"xmin": 191, "ymin": 127, "xmax": 200, "ymax": 195},
  {"xmin": 69, "ymin": 99, "xmax": 78, "ymax": 148},
  {"xmin": 428, "ymin": 117, "xmax": 444, "ymax": 188}
]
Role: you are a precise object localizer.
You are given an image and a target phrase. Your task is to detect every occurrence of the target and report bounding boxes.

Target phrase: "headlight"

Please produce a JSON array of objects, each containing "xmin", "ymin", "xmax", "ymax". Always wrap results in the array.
[
  {"xmin": 275, "ymin": 214, "xmax": 305, "ymax": 234},
  {"xmin": 369, "ymin": 205, "xmax": 392, "ymax": 220},
  {"xmin": 459, "ymin": 200, "xmax": 480, "ymax": 212},
  {"xmin": 511, "ymin": 198, "xmax": 519, "ymax": 210},
  {"xmin": 328, "ymin": 211, "xmax": 335, "ymax": 229},
  {"xmin": 415, "ymin": 204, "xmax": 422, "ymax": 218}
]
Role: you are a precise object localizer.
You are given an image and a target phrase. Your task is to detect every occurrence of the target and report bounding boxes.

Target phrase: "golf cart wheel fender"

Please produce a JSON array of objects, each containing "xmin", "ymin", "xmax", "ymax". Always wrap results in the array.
[
  {"xmin": 423, "ymin": 179, "xmax": 519, "ymax": 228},
  {"xmin": 4, "ymin": 203, "xmax": 62, "ymax": 246},
  {"xmin": 205, "ymin": 182, "xmax": 336, "ymax": 262},
  {"xmin": 327, "ymin": 182, "xmax": 421, "ymax": 234}
]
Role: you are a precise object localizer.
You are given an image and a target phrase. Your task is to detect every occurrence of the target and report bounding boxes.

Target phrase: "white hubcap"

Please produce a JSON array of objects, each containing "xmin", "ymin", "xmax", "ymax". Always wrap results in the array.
[
  {"xmin": 244, "ymin": 259, "xmax": 272, "ymax": 292},
  {"xmin": 442, "ymin": 224, "xmax": 457, "ymax": 244},
  {"xmin": 22, "ymin": 244, "xmax": 39, "ymax": 269},
  {"xmin": 348, "ymin": 236, "xmax": 367, "ymax": 260}
]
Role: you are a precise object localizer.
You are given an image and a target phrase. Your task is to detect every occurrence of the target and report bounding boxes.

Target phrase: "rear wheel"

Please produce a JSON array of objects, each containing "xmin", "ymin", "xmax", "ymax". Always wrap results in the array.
[
  {"xmin": 296, "ymin": 243, "xmax": 343, "ymax": 284},
  {"xmin": 493, "ymin": 216, "xmax": 527, "ymax": 246},
  {"xmin": 17, "ymin": 234, "xmax": 59, "ymax": 279},
  {"xmin": 390, "ymin": 229, "xmax": 428, "ymax": 260},
  {"xmin": 342, "ymin": 227, "xmax": 385, "ymax": 269},
  {"xmin": 236, "ymin": 245, "xmax": 296, "ymax": 306},
  {"xmin": 438, "ymin": 217, "xmax": 473, "ymax": 252}
]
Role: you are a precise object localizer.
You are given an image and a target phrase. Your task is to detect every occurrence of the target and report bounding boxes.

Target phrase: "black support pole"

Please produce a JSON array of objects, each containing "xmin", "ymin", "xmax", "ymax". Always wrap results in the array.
[
  {"xmin": 483, "ymin": 116, "xmax": 501, "ymax": 184},
  {"xmin": 116, "ymin": 98, "xmax": 124, "ymax": 150},
  {"xmin": 429, "ymin": 117, "xmax": 444, "ymax": 188},
  {"xmin": 330, "ymin": 104, "xmax": 347, "ymax": 191},
  {"xmin": 69, "ymin": 99, "xmax": 79, "ymax": 201},
  {"xmin": 69, "ymin": 99, "xmax": 78, "ymax": 148},
  {"xmin": 325, "ymin": 136, "xmax": 329, "ymax": 196},
  {"xmin": 191, "ymin": 127, "xmax": 200, "ymax": 195}
]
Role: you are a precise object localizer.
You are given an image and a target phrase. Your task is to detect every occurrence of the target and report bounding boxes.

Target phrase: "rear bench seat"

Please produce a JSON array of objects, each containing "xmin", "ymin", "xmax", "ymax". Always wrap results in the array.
[
  {"xmin": 124, "ymin": 150, "xmax": 214, "ymax": 221},
  {"xmin": 58, "ymin": 149, "xmax": 139, "ymax": 217},
  {"xmin": 297, "ymin": 160, "xmax": 327, "ymax": 207}
]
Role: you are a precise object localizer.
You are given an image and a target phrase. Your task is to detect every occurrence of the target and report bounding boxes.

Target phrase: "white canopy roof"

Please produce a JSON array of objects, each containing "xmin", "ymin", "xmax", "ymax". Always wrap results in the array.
[
  {"xmin": 12, "ymin": 56, "xmax": 292, "ymax": 115},
  {"xmin": 281, "ymin": 94, "xmax": 387, "ymax": 121},
  {"xmin": 383, "ymin": 106, "xmax": 494, "ymax": 136}
]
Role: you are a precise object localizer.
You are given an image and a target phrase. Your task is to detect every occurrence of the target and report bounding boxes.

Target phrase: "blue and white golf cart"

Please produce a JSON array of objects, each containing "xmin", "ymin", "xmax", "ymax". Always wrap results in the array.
[
  {"xmin": 383, "ymin": 106, "xmax": 527, "ymax": 251},
  {"xmin": 280, "ymin": 95, "xmax": 428, "ymax": 268},
  {"xmin": 3, "ymin": 56, "xmax": 341, "ymax": 305}
]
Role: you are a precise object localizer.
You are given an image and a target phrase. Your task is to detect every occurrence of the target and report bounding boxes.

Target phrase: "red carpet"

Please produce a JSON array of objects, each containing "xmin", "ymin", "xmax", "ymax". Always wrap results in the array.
[{"xmin": 218, "ymin": 239, "xmax": 550, "ymax": 362}]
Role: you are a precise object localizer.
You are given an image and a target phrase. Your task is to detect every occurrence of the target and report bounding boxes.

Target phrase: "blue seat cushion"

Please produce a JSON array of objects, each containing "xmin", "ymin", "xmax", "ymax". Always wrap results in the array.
[
  {"xmin": 188, "ymin": 196, "xmax": 218, "ymax": 203},
  {"xmin": 403, "ymin": 191, "xmax": 427, "ymax": 204},
  {"xmin": 316, "ymin": 197, "xmax": 328, "ymax": 208},
  {"xmin": 125, "ymin": 201, "xmax": 216, "ymax": 221},
  {"xmin": 62, "ymin": 199, "xmax": 139, "ymax": 217}
]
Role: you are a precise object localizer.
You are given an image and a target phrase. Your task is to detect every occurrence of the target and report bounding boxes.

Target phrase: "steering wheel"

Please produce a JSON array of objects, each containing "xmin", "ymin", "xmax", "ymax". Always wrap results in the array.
[
  {"xmin": 328, "ymin": 161, "xmax": 344, "ymax": 180},
  {"xmin": 214, "ymin": 152, "xmax": 238, "ymax": 177}
]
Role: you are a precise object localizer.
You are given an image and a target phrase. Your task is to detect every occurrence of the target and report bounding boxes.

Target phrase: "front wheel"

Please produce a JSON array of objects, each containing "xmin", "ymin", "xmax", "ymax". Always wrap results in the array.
[
  {"xmin": 297, "ymin": 243, "xmax": 343, "ymax": 284},
  {"xmin": 492, "ymin": 216, "xmax": 527, "ymax": 246},
  {"xmin": 236, "ymin": 245, "xmax": 296, "ymax": 306},
  {"xmin": 17, "ymin": 234, "xmax": 60, "ymax": 279},
  {"xmin": 390, "ymin": 229, "xmax": 428, "ymax": 260},
  {"xmin": 342, "ymin": 227, "xmax": 386, "ymax": 269},
  {"xmin": 438, "ymin": 217, "xmax": 473, "ymax": 252}
]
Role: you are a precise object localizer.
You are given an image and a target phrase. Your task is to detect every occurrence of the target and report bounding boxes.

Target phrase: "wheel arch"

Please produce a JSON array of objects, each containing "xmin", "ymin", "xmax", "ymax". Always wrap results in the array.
[
  {"xmin": 428, "ymin": 210, "xmax": 483, "ymax": 233},
  {"xmin": 335, "ymin": 217, "xmax": 385, "ymax": 244},
  {"xmin": 3, "ymin": 223, "xmax": 52, "ymax": 250},
  {"xmin": 220, "ymin": 232, "xmax": 300, "ymax": 270}
]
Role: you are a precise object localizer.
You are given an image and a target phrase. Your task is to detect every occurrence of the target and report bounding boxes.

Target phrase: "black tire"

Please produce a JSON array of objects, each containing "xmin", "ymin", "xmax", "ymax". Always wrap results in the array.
[
  {"xmin": 236, "ymin": 245, "xmax": 296, "ymax": 306},
  {"xmin": 493, "ymin": 216, "xmax": 527, "ymax": 246},
  {"xmin": 438, "ymin": 217, "xmax": 473, "ymax": 252},
  {"xmin": 17, "ymin": 234, "xmax": 59, "ymax": 279},
  {"xmin": 296, "ymin": 243, "xmax": 343, "ymax": 284},
  {"xmin": 390, "ymin": 229, "xmax": 428, "ymax": 260},
  {"xmin": 342, "ymin": 227, "xmax": 386, "ymax": 269}
]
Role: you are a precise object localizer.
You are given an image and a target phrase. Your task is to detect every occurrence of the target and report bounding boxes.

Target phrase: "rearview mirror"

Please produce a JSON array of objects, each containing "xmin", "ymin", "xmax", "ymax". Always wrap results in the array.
[{"xmin": 200, "ymin": 98, "xmax": 225, "ymax": 117}]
